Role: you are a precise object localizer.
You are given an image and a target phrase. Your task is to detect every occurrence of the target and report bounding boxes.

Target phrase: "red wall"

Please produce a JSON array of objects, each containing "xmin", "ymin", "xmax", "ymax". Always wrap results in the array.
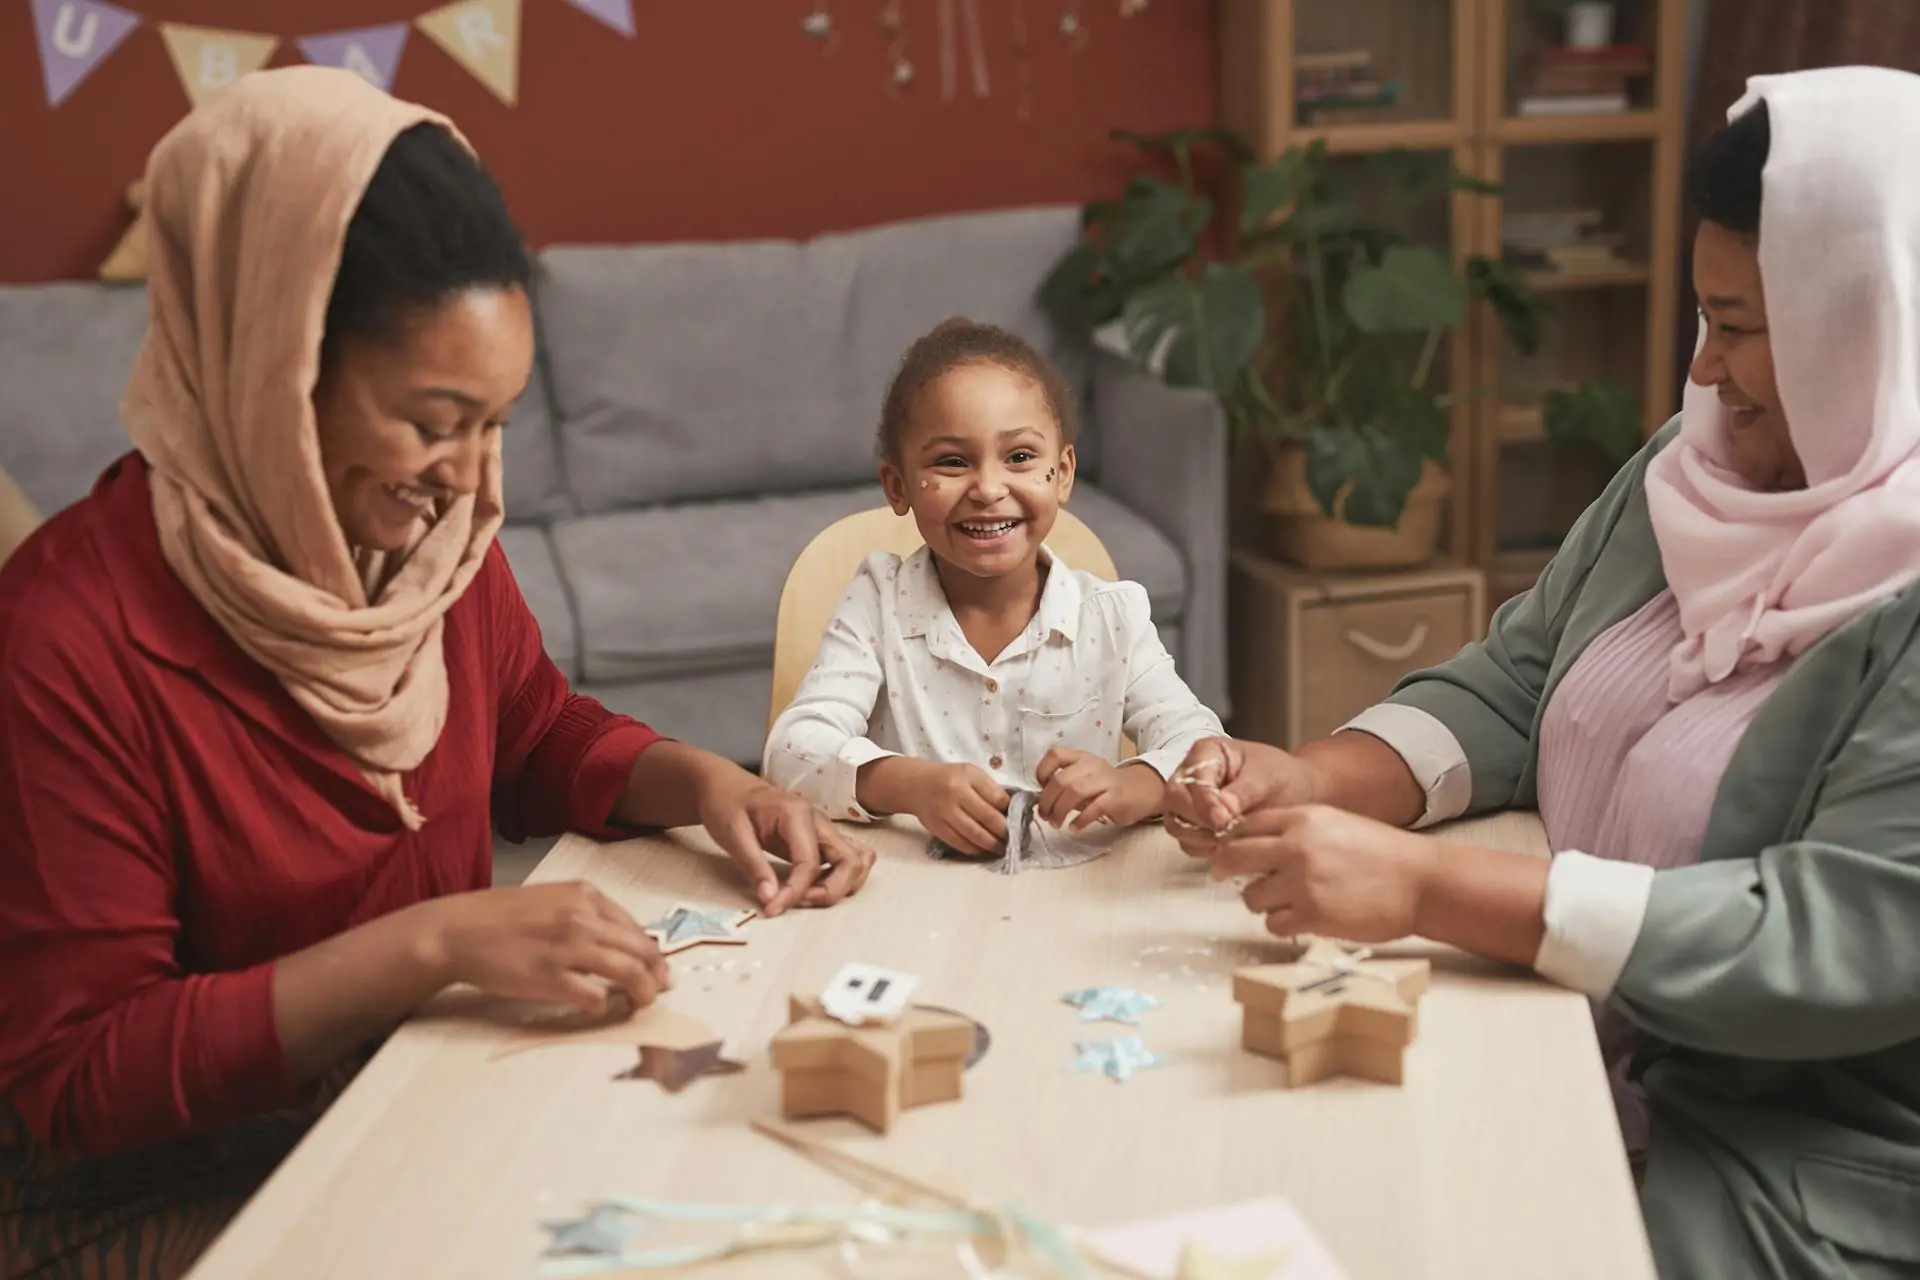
[{"xmin": 0, "ymin": 1, "xmax": 1216, "ymax": 283}]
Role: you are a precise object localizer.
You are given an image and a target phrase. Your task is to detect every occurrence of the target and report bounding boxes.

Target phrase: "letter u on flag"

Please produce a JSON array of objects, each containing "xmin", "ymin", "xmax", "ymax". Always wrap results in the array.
[
  {"xmin": 29, "ymin": 0, "xmax": 141, "ymax": 108},
  {"xmin": 159, "ymin": 24, "xmax": 279, "ymax": 106},
  {"xmin": 416, "ymin": 0, "xmax": 522, "ymax": 105}
]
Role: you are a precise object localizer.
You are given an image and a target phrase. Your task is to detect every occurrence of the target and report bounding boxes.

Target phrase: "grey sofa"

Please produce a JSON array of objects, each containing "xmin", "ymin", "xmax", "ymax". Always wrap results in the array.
[{"xmin": 0, "ymin": 205, "xmax": 1227, "ymax": 765}]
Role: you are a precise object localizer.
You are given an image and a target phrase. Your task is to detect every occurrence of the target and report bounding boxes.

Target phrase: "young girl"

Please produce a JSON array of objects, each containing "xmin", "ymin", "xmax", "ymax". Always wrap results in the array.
[{"xmin": 763, "ymin": 318, "xmax": 1223, "ymax": 856}]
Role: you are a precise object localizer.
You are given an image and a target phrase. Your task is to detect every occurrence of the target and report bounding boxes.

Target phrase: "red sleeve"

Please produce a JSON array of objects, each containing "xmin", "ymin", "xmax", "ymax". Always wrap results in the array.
[
  {"xmin": 0, "ymin": 610, "xmax": 295, "ymax": 1157},
  {"xmin": 485, "ymin": 545, "xmax": 666, "ymax": 842}
]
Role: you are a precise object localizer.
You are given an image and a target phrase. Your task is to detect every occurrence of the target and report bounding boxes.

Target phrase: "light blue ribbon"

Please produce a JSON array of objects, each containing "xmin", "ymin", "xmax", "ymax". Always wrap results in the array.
[{"xmin": 536, "ymin": 1197, "xmax": 1093, "ymax": 1277}]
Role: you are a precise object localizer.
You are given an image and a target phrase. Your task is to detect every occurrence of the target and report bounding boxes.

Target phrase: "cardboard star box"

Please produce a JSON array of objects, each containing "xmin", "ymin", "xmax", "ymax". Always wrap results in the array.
[
  {"xmin": 1231, "ymin": 939, "xmax": 1431, "ymax": 1087},
  {"xmin": 770, "ymin": 997, "xmax": 976, "ymax": 1133}
]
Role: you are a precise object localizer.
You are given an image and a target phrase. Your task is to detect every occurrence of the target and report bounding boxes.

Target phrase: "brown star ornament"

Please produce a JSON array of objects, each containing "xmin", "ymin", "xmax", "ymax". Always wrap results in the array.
[{"xmin": 615, "ymin": 1040, "xmax": 747, "ymax": 1093}]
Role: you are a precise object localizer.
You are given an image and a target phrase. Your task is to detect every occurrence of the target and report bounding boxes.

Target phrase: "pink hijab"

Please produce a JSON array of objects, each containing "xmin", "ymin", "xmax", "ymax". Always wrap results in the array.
[{"xmin": 1646, "ymin": 67, "xmax": 1920, "ymax": 701}]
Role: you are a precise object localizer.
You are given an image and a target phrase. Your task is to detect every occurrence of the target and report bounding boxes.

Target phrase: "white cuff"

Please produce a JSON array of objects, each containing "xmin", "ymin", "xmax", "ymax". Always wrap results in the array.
[
  {"xmin": 1129, "ymin": 743, "xmax": 1189, "ymax": 784},
  {"xmin": 1338, "ymin": 703, "xmax": 1472, "ymax": 829},
  {"xmin": 1533, "ymin": 851, "xmax": 1655, "ymax": 1000},
  {"xmin": 824, "ymin": 738, "xmax": 896, "ymax": 823}
]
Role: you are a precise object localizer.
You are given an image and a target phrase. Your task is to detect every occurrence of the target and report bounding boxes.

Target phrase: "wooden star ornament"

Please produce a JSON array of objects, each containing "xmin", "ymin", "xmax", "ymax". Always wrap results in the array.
[
  {"xmin": 769, "ymin": 997, "xmax": 977, "ymax": 1133},
  {"xmin": 615, "ymin": 1040, "xmax": 746, "ymax": 1092},
  {"xmin": 1231, "ymin": 939, "xmax": 1430, "ymax": 1087}
]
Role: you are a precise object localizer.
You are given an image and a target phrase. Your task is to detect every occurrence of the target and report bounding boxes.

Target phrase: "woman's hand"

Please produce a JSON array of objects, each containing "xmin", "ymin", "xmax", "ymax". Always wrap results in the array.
[
  {"xmin": 1164, "ymin": 737, "xmax": 1324, "ymax": 853},
  {"xmin": 695, "ymin": 771, "xmax": 877, "ymax": 916},
  {"xmin": 1201, "ymin": 804, "xmax": 1441, "ymax": 943},
  {"xmin": 1036, "ymin": 748, "xmax": 1164, "ymax": 830},
  {"xmin": 418, "ymin": 882, "xmax": 673, "ymax": 1015}
]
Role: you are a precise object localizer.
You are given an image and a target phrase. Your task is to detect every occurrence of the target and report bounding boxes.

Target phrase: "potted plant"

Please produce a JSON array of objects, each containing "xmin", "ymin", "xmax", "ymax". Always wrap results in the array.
[{"xmin": 1041, "ymin": 126, "xmax": 1640, "ymax": 570}]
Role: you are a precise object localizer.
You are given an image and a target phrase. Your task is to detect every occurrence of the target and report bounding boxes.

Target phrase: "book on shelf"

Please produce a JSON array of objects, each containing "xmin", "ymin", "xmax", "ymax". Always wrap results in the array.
[
  {"xmin": 1517, "ymin": 92, "xmax": 1630, "ymax": 116},
  {"xmin": 1294, "ymin": 50, "xmax": 1374, "ymax": 73},
  {"xmin": 1294, "ymin": 48, "xmax": 1404, "ymax": 120},
  {"xmin": 1501, "ymin": 209, "xmax": 1634, "ymax": 275},
  {"xmin": 1517, "ymin": 43, "xmax": 1648, "ymax": 117},
  {"xmin": 1303, "ymin": 104, "xmax": 1411, "ymax": 126}
]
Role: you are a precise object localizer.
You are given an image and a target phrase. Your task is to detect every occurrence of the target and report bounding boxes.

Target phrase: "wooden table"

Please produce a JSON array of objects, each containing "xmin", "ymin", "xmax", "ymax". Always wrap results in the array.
[{"xmin": 186, "ymin": 815, "xmax": 1654, "ymax": 1280}]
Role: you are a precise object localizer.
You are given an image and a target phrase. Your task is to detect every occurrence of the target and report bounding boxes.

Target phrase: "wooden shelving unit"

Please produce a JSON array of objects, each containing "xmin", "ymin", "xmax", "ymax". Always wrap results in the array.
[
  {"xmin": 1470, "ymin": 0, "xmax": 1688, "ymax": 606},
  {"xmin": 1219, "ymin": 0, "xmax": 1483, "ymax": 564},
  {"xmin": 1217, "ymin": 0, "xmax": 1689, "ymax": 612}
]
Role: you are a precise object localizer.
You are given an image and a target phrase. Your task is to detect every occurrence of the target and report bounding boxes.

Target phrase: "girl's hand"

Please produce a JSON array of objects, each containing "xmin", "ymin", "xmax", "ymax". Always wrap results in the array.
[
  {"xmin": 1202, "ymin": 804, "xmax": 1440, "ymax": 943},
  {"xmin": 912, "ymin": 762, "xmax": 1011, "ymax": 855},
  {"xmin": 695, "ymin": 773, "xmax": 877, "ymax": 916},
  {"xmin": 418, "ymin": 882, "xmax": 673, "ymax": 1015},
  {"xmin": 1035, "ymin": 747, "xmax": 1163, "ymax": 830},
  {"xmin": 1164, "ymin": 737, "xmax": 1323, "ymax": 854}
]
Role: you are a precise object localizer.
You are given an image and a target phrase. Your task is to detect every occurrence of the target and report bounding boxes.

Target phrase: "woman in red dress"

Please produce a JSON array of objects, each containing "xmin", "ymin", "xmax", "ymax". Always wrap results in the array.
[{"xmin": 0, "ymin": 67, "xmax": 874, "ymax": 1278}]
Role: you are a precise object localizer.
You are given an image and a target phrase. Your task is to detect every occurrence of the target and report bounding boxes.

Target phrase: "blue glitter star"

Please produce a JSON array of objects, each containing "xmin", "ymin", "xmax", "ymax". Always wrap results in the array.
[
  {"xmin": 542, "ymin": 1204, "xmax": 637, "ymax": 1257},
  {"xmin": 644, "ymin": 905, "xmax": 745, "ymax": 947},
  {"xmin": 1062, "ymin": 985, "xmax": 1161, "ymax": 1026},
  {"xmin": 1070, "ymin": 1035, "xmax": 1163, "ymax": 1082}
]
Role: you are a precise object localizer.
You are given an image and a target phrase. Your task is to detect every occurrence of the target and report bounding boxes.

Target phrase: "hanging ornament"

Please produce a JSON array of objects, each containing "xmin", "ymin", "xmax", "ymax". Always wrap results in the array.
[
  {"xmin": 937, "ymin": 0, "xmax": 956, "ymax": 100},
  {"xmin": 959, "ymin": 0, "xmax": 990, "ymax": 97},
  {"xmin": 880, "ymin": 0, "xmax": 913, "ymax": 90},
  {"xmin": 1060, "ymin": 1, "xmax": 1088, "ymax": 53},
  {"xmin": 801, "ymin": 2, "xmax": 840, "ymax": 55},
  {"xmin": 1011, "ymin": 0, "xmax": 1034, "ymax": 122}
]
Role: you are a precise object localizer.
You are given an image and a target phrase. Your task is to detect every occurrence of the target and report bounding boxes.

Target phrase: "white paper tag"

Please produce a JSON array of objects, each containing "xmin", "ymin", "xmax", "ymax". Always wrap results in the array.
[{"xmin": 819, "ymin": 962, "xmax": 920, "ymax": 1026}]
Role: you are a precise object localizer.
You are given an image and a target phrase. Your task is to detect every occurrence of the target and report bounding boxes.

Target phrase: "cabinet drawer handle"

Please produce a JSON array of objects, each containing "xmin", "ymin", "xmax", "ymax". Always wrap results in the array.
[{"xmin": 1343, "ymin": 620, "xmax": 1430, "ymax": 663}]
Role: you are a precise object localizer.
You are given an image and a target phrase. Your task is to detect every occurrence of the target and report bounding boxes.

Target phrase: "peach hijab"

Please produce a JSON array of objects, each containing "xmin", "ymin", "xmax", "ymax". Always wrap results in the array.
[
  {"xmin": 121, "ymin": 67, "xmax": 506, "ymax": 829},
  {"xmin": 1646, "ymin": 67, "xmax": 1920, "ymax": 700}
]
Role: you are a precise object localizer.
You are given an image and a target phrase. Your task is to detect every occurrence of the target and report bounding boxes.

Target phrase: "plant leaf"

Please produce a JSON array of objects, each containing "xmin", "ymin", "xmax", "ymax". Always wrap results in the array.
[
  {"xmin": 1543, "ymin": 380, "xmax": 1642, "ymax": 465},
  {"xmin": 1241, "ymin": 149, "xmax": 1311, "ymax": 234},
  {"xmin": 1342, "ymin": 245, "xmax": 1464, "ymax": 334},
  {"xmin": 1302, "ymin": 426, "xmax": 1363, "ymax": 518},
  {"xmin": 1378, "ymin": 383, "xmax": 1451, "ymax": 461},
  {"xmin": 1103, "ymin": 177, "xmax": 1202, "ymax": 280},
  {"xmin": 1302, "ymin": 423, "xmax": 1424, "ymax": 527},
  {"xmin": 1111, "ymin": 126, "xmax": 1255, "ymax": 164},
  {"xmin": 1467, "ymin": 257, "xmax": 1543, "ymax": 355},
  {"xmin": 1119, "ymin": 263, "xmax": 1265, "ymax": 396},
  {"xmin": 1038, "ymin": 241, "xmax": 1130, "ymax": 332}
]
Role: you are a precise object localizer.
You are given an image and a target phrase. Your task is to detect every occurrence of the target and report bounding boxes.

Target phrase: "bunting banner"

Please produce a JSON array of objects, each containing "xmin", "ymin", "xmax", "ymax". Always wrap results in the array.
[
  {"xmin": 558, "ymin": 0, "xmax": 633, "ymax": 38},
  {"xmin": 23, "ymin": 0, "xmax": 592, "ymax": 111},
  {"xmin": 297, "ymin": 23, "xmax": 410, "ymax": 93},
  {"xmin": 29, "ymin": 0, "xmax": 139, "ymax": 108},
  {"xmin": 159, "ymin": 23, "xmax": 279, "ymax": 106},
  {"xmin": 415, "ymin": 0, "xmax": 522, "ymax": 106}
]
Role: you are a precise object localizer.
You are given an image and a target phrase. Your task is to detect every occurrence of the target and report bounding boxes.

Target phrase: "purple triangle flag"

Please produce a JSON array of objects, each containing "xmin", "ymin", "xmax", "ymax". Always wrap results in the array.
[
  {"xmin": 30, "ymin": 0, "xmax": 141, "ymax": 108},
  {"xmin": 298, "ymin": 23, "xmax": 409, "ymax": 92},
  {"xmin": 560, "ymin": 0, "xmax": 635, "ymax": 38}
]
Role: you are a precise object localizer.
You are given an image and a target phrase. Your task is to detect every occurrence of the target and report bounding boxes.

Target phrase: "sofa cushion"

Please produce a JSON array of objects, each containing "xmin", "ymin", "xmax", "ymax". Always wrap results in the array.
[
  {"xmin": 553, "ymin": 485, "xmax": 883, "ymax": 684},
  {"xmin": 0, "ymin": 283, "xmax": 149, "ymax": 515},
  {"xmin": 503, "ymin": 356, "xmax": 570, "ymax": 520},
  {"xmin": 536, "ymin": 205, "xmax": 1095, "ymax": 515},
  {"xmin": 496, "ymin": 524, "xmax": 578, "ymax": 682},
  {"xmin": 1067, "ymin": 486, "xmax": 1186, "ymax": 620},
  {"xmin": 536, "ymin": 241, "xmax": 861, "ymax": 513},
  {"xmin": 551, "ymin": 481, "xmax": 1186, "ymax": 687},
  {"xmin": 837, "ymin": 204, "xmax": 1089, "ymax": 452}
]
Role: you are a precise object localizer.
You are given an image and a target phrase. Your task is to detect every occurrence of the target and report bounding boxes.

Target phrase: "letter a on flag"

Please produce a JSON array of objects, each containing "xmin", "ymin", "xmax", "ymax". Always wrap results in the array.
[{"xmin": 298, "ymin": 24, "xmax": 409, "ymax": 92}]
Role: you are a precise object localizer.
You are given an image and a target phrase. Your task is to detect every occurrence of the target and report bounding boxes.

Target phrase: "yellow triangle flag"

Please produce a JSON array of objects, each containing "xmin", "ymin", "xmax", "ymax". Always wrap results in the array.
[
  {"xmin": 416, "ymin": 0, "xmax": 521, "ymax": 106},
  {"xmin": 159, "ymin": 23, "xmax": 278, "ymax": 107}
]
